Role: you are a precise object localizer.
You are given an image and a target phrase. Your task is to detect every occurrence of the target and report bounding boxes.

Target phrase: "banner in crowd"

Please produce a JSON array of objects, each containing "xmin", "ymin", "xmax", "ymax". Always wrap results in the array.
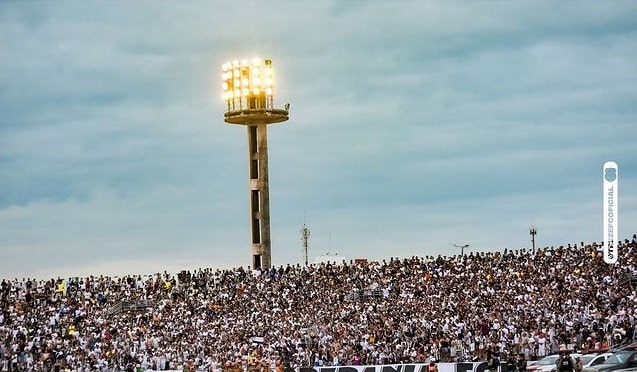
[
  {"xmin": 158, "ymin": 362, "xmax": 503, "ymax": 372},
  {"xmin": 284, "ymin": 362, "xmax": 502, "ymax": 372}
]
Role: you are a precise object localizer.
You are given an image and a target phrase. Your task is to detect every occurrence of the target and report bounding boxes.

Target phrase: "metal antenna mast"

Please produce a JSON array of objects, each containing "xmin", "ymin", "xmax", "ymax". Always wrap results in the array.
[
  {"xmin": 300, "ymin": 213, "xmax": 310, "ymax": 266},
  {"xmin": 530, "ymin": 226, "xmax": 537, "ymax": 254}
]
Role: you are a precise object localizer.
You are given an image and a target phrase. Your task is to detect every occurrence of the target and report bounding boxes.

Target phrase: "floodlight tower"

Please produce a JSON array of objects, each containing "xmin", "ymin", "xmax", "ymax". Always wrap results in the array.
[
  {"xmin": 221, "ymin": 58, "xmax": 289, "ymax": 270},
  {"xmin": 454, "ymin": 244, "xmax": 469, "ymax": 257}
]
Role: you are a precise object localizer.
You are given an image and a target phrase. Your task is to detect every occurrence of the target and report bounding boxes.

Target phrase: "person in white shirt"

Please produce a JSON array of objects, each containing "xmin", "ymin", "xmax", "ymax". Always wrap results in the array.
[{"xmin": 537, "ymin": 334, "xmax": 547, "ymax": 357}]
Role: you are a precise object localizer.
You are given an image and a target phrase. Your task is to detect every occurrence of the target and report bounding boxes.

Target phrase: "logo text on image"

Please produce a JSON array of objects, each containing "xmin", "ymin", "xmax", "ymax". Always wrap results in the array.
[{"xmin": 603, "ymin": 161, "xmax": 618, "ymax": 264}]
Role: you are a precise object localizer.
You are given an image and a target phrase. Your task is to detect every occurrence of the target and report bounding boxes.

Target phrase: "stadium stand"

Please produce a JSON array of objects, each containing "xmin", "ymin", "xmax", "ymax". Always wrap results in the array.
[{"xmin": 0, "ymin": 238, "xmax": 636, "ymax": 371}]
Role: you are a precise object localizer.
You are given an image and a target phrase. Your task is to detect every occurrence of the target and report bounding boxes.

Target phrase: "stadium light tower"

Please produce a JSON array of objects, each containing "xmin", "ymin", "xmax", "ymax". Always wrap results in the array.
[
  {"xmin": 221, "ymin": 58, "xmax": 290, "ymax": 270},
  {"xmin": 454, "ymin": 244, "xmax": 469, "ymax": 256}
]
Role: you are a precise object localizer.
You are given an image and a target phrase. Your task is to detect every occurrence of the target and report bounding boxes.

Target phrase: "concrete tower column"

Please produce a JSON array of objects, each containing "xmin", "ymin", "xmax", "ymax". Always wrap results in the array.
[{"xmin": 247, "ymin": 124, "xmax": 271, "ymax": 269}]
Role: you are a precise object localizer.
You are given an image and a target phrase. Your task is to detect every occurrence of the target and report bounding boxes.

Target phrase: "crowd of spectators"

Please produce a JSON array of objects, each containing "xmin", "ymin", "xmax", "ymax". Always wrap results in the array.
[{"xmin": 1, "ymin": 237, "xmax": 636, "ymax": 372}]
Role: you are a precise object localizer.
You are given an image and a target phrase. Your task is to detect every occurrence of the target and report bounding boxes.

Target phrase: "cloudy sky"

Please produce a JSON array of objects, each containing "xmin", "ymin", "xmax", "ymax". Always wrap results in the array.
[{"xmin": 1, "ymin": 1, "xmax": 636, "ymax": 280}]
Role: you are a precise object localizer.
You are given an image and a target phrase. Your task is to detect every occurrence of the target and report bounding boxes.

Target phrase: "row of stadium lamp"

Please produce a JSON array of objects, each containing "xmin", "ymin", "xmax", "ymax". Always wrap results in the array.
[{"xmin": 222, "ymin": 58, "xmax": 275, "ymax": 101}]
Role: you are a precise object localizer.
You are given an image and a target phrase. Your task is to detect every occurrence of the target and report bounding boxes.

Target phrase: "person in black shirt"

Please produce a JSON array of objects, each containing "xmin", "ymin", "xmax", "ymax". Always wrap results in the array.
[
  {"xmin": 556, "ymin": 351, "xmax": 575, "ymax": 372},
  {"xmin": 506, "ymin": 353, "xmax": 516, "ymax": 372},
  {"xmin": 516, "ymin": 353, "xmax": 527, "ymax": 372},
  {"xmin": 487, "ymin": 351, "xmax": 501, "ymax": 372}
]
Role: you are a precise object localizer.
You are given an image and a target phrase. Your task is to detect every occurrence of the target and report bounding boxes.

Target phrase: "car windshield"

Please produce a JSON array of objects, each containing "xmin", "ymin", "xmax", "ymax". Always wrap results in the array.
[
  {"xmin": 580, "ymin": 356, "xmax": 595, "ymax": 365},
  {"xmin": 604, "ymin": 353, "xmax": 628, "ymax": 364},
  {"xmin": 538, "ymin": 356, "xmax": 559, "ymax": 365}
]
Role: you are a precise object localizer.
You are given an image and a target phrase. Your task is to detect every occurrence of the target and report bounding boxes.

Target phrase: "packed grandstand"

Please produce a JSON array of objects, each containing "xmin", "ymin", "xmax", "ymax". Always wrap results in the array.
[{"xmin": 1, "ymin": 237, "xmax": 636, "ymax": 372}]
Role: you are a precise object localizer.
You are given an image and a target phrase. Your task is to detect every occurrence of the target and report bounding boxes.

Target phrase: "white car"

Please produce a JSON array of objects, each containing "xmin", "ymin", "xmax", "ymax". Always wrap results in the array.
[
  {"xmin": 579, "ymin": 353, "xmax": 614, "ymax": 369},
  {"xmin": 527, "ymin": 354, "xmax": 583, "ymax": 372}
]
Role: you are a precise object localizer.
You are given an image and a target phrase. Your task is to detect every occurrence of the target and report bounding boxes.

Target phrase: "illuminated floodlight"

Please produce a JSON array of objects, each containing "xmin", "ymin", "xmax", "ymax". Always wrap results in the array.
[{"xmin": 222, "ymin": 57, "xmax": 279, "ymax": 112}]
